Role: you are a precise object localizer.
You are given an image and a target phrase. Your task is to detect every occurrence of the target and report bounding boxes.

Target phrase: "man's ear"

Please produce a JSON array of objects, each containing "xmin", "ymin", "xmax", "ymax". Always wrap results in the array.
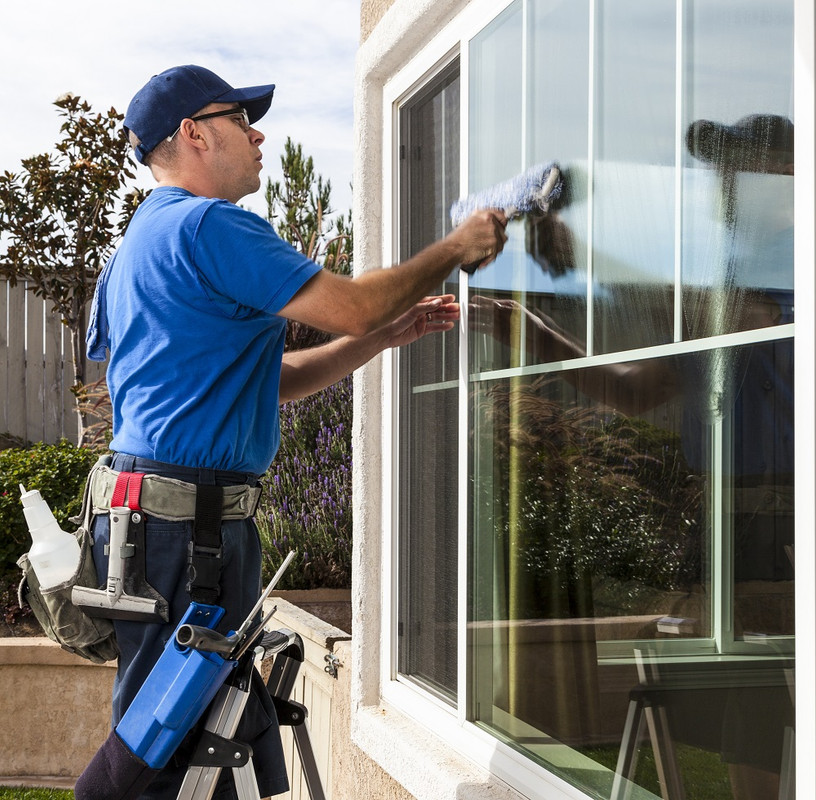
[{"xmin": 178, "ymin": 119, "xmax": 210, "ymax": 152}]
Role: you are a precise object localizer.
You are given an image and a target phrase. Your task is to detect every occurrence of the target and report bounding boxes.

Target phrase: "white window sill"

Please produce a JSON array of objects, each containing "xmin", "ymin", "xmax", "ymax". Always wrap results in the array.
[{"xmin": 351, "ymin": 701, "xmax": 527, "ymax": 800}]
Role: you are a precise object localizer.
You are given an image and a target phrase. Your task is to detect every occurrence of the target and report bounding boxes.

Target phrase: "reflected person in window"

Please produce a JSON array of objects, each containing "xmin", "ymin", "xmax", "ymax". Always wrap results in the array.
[{"xmin": 470, "ymin": 114, "xmax": 794, "ymax": 800}]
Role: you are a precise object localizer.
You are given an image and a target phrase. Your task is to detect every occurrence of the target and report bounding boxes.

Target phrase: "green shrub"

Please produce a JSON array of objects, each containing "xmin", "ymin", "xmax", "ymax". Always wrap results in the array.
[{"xmin": 0, "ymin": 440, "xmax": 98, "ymax": 590}]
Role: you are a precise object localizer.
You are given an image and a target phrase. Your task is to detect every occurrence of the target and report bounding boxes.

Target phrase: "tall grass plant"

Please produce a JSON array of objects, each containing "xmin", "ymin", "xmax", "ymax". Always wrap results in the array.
[{"xmin": 257, "ymin": 376, "xmax": 352, "ymax": 590}]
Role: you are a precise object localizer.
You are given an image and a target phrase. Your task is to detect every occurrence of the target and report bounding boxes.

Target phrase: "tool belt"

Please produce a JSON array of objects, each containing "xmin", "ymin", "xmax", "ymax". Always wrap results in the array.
[
  {"xmin": 88, "ymin": 465, "xmax": 262, "ymax": 521},
  {"xmin": 18, "ymin": 459, "xmax": 264, "ymax": 661},
  {"xmin": 87, "ymin": 464, "xmax": 262, "ymax": 607}
]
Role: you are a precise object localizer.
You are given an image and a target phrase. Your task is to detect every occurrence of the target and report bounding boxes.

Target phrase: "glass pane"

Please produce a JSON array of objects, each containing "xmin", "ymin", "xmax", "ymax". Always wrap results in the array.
[
  {"xmin": 730, "ymin": 338, "xmax": 794, "ymax": 641},
  {"xmin": 469, "ymin": 1, "xmax": 523, "ymax": 194},
  {"xmin": 527, "ymin": 0, "xmax": 591, "ymax": 350},
  {"xmin": 467, "ymin": 2, "xmax": 795, "ymax": 798},
  {"xmin": 471, "ymin": 337, "xmax": 793, "ymax": 798},
  {"xmin": 593, "ymin": 0, "xmax": 677, "ymax": 355},
  {"xmin": 682, "ymin": 0, "xmax": 794, "ymax": 340},
  {"xmin": 397, "ymin": 62, "xmax": 460, "ymax": 700},
  {"xmin": 469, "ymin": 0, "xmax": 590, "ymax": 374}
]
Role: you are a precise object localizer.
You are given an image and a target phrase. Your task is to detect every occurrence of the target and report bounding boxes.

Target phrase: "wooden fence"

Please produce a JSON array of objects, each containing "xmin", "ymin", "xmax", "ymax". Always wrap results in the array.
[{"xmin": 0, "ymin": 279, "xmax": 105, "ymax": 446}]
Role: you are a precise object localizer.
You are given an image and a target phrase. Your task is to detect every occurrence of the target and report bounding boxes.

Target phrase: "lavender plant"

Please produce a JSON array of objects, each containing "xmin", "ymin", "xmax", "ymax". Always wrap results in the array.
[
  {"xmin": 257, "ymin": 375, "xmax": 352, "ymax": 590},
  {"xmin": 257, "ymin": 140, "xmax": 353, "ymax": 590}
]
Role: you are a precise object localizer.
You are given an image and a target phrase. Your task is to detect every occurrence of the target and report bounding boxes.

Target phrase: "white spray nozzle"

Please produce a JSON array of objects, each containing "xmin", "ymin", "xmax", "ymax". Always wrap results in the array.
[{"xmin": 20, "ymin": 484, "xmax": 42, "ymax": 507}]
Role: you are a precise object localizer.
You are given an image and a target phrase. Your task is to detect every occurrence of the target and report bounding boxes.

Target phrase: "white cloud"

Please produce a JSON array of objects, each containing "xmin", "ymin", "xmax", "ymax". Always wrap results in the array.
[{"xmin": 0, "ymin": 0, "xmax": 360, "ymax": 216}]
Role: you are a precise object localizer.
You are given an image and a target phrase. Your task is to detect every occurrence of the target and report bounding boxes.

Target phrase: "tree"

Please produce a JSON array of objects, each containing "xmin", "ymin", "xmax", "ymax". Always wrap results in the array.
[
  {"xmin": 265, "ymin": 137, "xmax": 352, "ymax": 351},
  {"xmin": 0, "ymin": 94, "xmax": 144, "ymax": 445}
]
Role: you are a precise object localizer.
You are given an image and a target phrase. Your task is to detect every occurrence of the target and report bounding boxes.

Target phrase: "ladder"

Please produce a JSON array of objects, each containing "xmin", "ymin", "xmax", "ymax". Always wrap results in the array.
[{"xmin": 177, "ymin": 628, "xmax": 327, "ymax": 800}]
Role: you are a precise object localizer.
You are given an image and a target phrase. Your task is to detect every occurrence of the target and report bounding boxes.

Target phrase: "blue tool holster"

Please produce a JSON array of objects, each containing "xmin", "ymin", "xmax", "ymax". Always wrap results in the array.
[{"xmin": 75, "ymin": 602, "xmax": 237, "ymax": 800}]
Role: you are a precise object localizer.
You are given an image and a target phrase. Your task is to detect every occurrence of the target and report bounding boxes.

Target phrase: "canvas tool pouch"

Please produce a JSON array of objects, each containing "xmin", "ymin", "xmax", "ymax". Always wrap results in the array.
[{"xmin": 17, "ymin": 457, "xmax": 119, "ymax": 664}]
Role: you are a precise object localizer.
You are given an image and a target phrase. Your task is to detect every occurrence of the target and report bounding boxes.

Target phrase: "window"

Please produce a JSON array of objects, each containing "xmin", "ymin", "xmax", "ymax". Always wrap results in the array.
[
  {"xmin": 397, "ymin": 60, "xmax": 461, "ymax": 700},
  {"xmin": 392, "ymin": 1, "xmax": 796, "ymax": 798}
]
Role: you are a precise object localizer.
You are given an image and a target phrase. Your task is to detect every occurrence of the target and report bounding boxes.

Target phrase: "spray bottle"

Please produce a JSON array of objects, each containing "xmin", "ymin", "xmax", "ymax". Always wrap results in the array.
[{"xmin": 20, "ymin": 484, "xmax": 81, "ymax": 589}]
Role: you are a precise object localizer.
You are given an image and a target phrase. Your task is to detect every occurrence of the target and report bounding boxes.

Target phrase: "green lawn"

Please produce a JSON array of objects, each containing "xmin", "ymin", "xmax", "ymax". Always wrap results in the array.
[
  {"xmin": 0, "ymin": 789, "xmax": 73, "ymax": 799},
  {"xmin": 578, "ymin": 742, "xmax": 732, "ymax": 800}
]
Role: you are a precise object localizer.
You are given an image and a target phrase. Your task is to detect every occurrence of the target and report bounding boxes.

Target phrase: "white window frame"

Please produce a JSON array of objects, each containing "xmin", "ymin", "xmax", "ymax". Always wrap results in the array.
[
  {"xmin": 379, "ymin": 4, "xmax": 585, "ymax": 797},
  {"xmin": 351, "ymin": 1, "xmax": 816, "ymax": 798}
]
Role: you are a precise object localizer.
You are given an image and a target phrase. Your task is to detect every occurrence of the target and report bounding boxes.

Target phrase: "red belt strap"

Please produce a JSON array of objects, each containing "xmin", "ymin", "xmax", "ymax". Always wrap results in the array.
[{"xmin": 110, "ymin": 471, "xmax": 145, "ymax": 512}]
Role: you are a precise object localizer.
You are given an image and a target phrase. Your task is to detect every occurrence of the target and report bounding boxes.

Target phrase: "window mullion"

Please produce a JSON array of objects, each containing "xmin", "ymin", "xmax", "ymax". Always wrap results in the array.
[
  {"xmin": 586, "ymin": 0, "xmax": 597, "ymax": 357},
  {"xmin": 457, "ymin": 36, "xmax": 471, "ymax": 727},
  {"xmin": 674, "ymin": 0, "xmax": 685, "ymax": 344}
]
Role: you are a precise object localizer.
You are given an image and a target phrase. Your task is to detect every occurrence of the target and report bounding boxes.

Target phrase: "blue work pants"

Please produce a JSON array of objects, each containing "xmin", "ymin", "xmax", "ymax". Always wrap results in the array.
[{"xmin": 90, "ymin": 453, "xmax": 288, "ymax": 799}]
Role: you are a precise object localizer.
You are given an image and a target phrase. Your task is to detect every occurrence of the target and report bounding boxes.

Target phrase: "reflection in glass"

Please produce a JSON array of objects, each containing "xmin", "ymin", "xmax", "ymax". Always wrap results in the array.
[
  {"xmin": 682, "ymin": 0, "xmax": 794, "ymax": 348},
  {"xmin": 592, "ymin": 0, "xmax": 676, "ymax": 355},
  {"xmin": 470, "ymin": 340, "xmax": 793, "ymax": 798},
  {"xmin": 683, "ymin": 121, "xmax": 794, "ymax": 344},
  {"xmin": 469, "ymin": 2, "xmax": 523, "ymax": 194},
  {"xmin": 465, "ymin": 1, "xmax": 795, "ymax": 798}
]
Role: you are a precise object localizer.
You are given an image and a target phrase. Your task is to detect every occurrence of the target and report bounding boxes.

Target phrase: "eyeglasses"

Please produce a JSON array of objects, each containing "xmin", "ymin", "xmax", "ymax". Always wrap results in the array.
[{"xmin": 166, "ymin": 107, "xmax": 251, "ymax": 142}]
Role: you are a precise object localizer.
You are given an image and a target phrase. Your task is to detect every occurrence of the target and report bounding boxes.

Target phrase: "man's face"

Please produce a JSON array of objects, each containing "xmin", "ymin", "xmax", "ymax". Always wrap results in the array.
[{"xmin": 196, "ymin": 102, "xmax": 266, "ymax": 202}]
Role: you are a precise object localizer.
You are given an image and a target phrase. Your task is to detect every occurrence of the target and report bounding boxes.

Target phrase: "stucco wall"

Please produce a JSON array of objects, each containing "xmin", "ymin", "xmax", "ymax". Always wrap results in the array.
[
  {"xmin": 360, "ymin": 0, "xmax": 397, "ymax": 42},
  {"xmin": 330, "ymin": 640, "xmax": 416, "ymax": 800},
  {"xmin": 350, "ymin": 1, "xmax": 531, "ymax": 798}
]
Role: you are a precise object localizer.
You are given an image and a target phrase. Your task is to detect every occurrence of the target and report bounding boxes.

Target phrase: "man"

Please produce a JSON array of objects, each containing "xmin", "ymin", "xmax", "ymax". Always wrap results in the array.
[{"xmin": 83, "ymin": 64, "xmax": 506, "ymax": 799}]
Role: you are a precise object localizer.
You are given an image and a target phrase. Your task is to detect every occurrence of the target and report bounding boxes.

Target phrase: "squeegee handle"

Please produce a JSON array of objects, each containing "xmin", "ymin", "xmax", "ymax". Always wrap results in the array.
[
  {"xmin": 105, "ymin": 506, "xmax": 131, "ymax": 600},
  {"xmin": 176, "ymin": 624, "xmax": 238, "ymax": 655},
  {"xmin": 231, "ymin": 550, "xmax": 295, "ymax": 641}
]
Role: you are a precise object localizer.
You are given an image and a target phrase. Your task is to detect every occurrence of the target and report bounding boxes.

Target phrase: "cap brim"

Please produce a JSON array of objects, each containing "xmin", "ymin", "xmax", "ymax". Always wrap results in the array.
[{"xmin": 217, "ymin": 83, "xmax": 276, "ymax": 124}]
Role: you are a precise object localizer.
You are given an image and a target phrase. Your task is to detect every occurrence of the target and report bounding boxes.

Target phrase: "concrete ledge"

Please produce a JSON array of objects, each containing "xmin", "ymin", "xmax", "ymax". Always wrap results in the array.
[
  {"xmin": 0, "ymin": 638, "xmax": 115, "ymax": 782},
  {"xmin": 0, "ymin": 599, "xmax": 354, "ymax": 794},
  {"xmin": 267, "ymin": 596, "xmax": 351, "ymax": 650},
  {"xmin": 352, "ymin": 705, "xmax": 527, "ymax": 800},
  {"xmin": 0, "ymin": 597, "xmax": 418, "ymax": 799},
  {"xmin": 272, "ymin": 589, "xmax": 352, "ymax": 636},
  {"xmin": 0, "ymin": 776, "xmax": 77, "ymax": 790},
  {"xmin": 0, "ymin": 637, "xmax": 118, "ymax": 667}
]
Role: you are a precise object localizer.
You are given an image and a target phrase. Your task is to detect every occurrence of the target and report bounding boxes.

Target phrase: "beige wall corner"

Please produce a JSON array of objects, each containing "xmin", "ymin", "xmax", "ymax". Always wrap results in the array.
[
  {"xmin": 330, "ymin": 640, "xmax": 416, "ymax": 800},
  {"xmin": 360, "ymin": 0, "xmax": 397, "ymax": 42}
]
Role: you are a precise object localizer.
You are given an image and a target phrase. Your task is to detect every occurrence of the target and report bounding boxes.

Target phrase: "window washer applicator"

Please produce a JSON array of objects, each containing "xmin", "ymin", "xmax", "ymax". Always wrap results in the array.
[{"xmin": 450, "ymin": 161, "xmax": 563, "ymax": 273}]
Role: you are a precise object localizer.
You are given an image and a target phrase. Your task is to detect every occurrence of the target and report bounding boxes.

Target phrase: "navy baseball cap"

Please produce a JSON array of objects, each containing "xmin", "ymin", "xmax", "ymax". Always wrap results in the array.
[{"xmin": 125, "ymin": 65, "xmax": 275, "ymax": 163}]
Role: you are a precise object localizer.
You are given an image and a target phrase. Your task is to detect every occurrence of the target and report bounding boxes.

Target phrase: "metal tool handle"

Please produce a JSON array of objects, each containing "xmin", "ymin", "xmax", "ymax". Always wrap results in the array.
[
  {"xmin": 176, "ymin": 624, "xmax": 239, "ymax": 655},
  {"xmin": 105, "ymin": 506, "xmax": 131, "ymax": 601},
  {"xmin": 232, "ymin": 551, "xmax": 295, "ymax": 641},
  {"xmin": 178, "ymin": 552, "xmax": 295, "ymax": 660}
]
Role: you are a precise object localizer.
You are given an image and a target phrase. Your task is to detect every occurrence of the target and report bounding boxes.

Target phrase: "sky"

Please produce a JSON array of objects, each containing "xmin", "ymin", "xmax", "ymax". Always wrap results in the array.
[{"xmin": 0, "ymin": 0, "xmax": 360, "ymax": 219}]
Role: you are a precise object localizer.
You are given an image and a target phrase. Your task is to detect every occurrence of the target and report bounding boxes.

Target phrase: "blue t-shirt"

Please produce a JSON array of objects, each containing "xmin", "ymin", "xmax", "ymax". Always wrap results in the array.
[{"xmin": 86, "ymin": 187, "xmax": 322, "ymax": 474}]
